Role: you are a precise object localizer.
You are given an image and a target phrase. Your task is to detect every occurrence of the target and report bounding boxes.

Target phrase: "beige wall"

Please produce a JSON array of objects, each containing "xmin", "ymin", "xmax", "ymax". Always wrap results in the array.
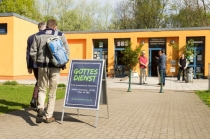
[
  {"xmin": 0, "ymin": 17, "xmax": 14, "ymax": 77},
  {"xmin": 13, "ymin": 16, "xmax": 38, "ymax": 77}
]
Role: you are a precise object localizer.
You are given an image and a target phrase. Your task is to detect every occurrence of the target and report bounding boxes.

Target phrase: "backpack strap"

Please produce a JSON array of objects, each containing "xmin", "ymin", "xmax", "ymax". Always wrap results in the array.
[{"xmin": 54, "ymin": 30, "xmax": 58, "ymax": 36}]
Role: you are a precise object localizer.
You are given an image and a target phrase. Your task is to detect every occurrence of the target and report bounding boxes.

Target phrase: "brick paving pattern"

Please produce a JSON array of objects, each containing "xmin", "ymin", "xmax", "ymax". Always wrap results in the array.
[{"xmin": 0, "ymin": 77, "xmax": 210, "ymax": 139}]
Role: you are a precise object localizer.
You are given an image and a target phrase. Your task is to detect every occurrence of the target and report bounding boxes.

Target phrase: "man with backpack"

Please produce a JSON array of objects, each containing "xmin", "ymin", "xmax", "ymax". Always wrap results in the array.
[
  {"xmin": 30, "ymin": 19, "xmax": 70, "ymax": 123},
  {"xmin": 26, "ymin": 22, "xmax": 46, "ymax": 109}
]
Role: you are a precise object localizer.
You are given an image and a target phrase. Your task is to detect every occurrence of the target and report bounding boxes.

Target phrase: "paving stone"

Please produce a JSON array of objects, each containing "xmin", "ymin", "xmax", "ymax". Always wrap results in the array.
[{"xmin": 0, "ymin": 77, "xmax": 210, "ymax": 138}]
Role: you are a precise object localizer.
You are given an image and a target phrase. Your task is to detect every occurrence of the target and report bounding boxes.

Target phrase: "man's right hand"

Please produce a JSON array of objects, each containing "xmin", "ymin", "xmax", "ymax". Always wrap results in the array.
[{"xmin": 28, "ymin": 69, "xmax": 32, "ymax": 74}]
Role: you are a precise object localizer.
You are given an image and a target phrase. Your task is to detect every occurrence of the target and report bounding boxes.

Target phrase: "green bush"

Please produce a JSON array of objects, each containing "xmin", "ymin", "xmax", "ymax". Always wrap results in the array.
[
  {"xmin": 3, "ymin": 81, "xmax": 19, "ymax": 85},
  {"xmin": 57, "ymin": 83, "xmax": 66, "ymax": 87},
  {"xmin": 121, "ymin": 42, "xmax": 143, "ymax": 70}
]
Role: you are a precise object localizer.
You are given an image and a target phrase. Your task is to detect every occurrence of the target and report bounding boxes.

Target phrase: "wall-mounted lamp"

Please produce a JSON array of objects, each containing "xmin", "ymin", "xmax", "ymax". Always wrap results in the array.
[
  {"xmin": 170, "ymin": 40, "xmax": 175, "ymax": 44},
  {"xmin": 141, "ymin": 41, "xmax": 145, "ymax": 45}
]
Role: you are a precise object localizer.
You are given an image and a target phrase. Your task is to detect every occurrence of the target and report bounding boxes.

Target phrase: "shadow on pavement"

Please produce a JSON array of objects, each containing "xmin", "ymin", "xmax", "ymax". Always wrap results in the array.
[
  {"xmin": 0, "ymin": 99, "xmax": 38, "ymax": 126},
  {"xmin": 53, "ymin": 111, "xmax": 97, "ymax": 127},
  {"xmin": 172, "ymin": 90, "xmax": 194, "ymax": 93}
]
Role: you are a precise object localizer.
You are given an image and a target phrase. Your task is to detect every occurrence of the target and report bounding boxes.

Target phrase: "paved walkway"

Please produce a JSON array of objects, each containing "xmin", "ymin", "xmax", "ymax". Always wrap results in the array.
[
  {"xmin": 0, "ymin": 77, "xmax": 210, "ymax": 139},
  {"xmin": 1, "ymin": 76, "xmax": 208, "ymax": 91}
]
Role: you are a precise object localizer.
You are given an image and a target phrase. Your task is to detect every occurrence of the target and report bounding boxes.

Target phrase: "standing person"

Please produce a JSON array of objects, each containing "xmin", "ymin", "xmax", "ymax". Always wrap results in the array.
[
  {"xmin": 139, "ymin": 51, "xmax": 148, "ymax": 84},
  {"xmin": 177, "ymin": 54, "xmax": 188, "ymax": 81},
  {"xmin": 155, "ymin": 56, "xmax": 160, "ymax": 85},
  {"xmin": 158, "ymin": 50, "xmax": 166, "ymax": 86},
  {"xmin": 30, "ymin": 19, "xmax": 70, "ymax": 123},
  {"xmin": 26, "ymin": 22, "xmax": 46, "ymax": 108}
]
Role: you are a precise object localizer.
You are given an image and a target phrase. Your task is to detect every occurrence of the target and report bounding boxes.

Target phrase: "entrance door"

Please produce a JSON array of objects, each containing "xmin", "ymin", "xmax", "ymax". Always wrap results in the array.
[
  {"xmin": 114, "ymin": 48, "xmax": 128, "ymax": 77},
  {"xmin": 93, "ymin": 48, "xmax": 108, "ymax": 72},
  {"xmin": 149, "ymin": 48, "xmax": 163, "ymax": 76},
  {"xmin": 188, "ymin": 47, "xmax": 204, "ymax": 78}
]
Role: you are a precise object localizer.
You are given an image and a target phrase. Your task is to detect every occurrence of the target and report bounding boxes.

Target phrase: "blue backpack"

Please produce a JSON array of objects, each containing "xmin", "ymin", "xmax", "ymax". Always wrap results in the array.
[{"xmin": 47, "ymin": 31, "xmax": 69, "ymax": 67}]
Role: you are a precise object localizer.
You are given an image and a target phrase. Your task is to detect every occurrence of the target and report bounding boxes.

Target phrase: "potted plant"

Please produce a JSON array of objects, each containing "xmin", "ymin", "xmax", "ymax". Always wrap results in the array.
[
  {"xmin": 184, "ymin": 39, "xmax": 195, "ymax": 61},
  {"xmin": 121, "ymin": 42, "xmax": 143, "ymax": 72},
  {"xmin": 121, "ymin": 41, "xmax": 143, "ymax": 92}
]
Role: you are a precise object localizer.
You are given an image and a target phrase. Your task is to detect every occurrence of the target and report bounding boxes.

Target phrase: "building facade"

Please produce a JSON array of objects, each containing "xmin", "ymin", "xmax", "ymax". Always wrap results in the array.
[{"xmin": 0, "ymin": 13, "xmax": 209, "ymax": 79}]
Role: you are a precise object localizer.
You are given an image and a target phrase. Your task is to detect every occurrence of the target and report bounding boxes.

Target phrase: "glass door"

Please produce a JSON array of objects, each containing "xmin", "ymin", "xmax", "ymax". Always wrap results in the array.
[
  {"xmin": 93, "ymin": 48, "xmax": 108, "ymax": 72},
  {"xmin": 149, "ymin": 48, "xmax": 162, "ymax": 76},
  {"xmin": 188, "ymin": 47, "xmax": 204, "ymax": 78}
]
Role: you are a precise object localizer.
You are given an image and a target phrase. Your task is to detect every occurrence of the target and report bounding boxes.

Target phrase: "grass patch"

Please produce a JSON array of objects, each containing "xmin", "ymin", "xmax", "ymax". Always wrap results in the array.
[
  {"xmin": 195, "ymin": 90, "xmax": 210, "ymax": 107},
  {"xmin": 57, "ymin": 83, "xmax": 66, "ymax": 87},
  {"xmin": 3, "ymin": 81, "xmax": 19, "ymax": 85},
  {"xmin": 0, "ymin": 84, "xmax": 66, "ymax": 114}
]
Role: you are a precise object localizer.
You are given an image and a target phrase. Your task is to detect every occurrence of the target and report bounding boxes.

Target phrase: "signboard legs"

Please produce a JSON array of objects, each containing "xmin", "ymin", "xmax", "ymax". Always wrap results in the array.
[
  {"xmin": 61, "ymin": 108, "xmax": 65, "ymax": 124},
  {"xmin": 107, "ymin": 104, "xmax": 109, "ymax": 119},
  {"xmin": 95, "ymin": 110, "xmax": 99, "ymax": 127}
]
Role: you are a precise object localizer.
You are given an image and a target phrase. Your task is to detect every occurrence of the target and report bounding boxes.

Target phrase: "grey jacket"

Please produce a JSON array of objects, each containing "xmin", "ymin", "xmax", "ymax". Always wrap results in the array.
[
  {"xmin": 30, "ymin": 28, "xmax": 70, "ymax": 68},
  {"xmin": 158, "ymin": 54, "xmax": 166, "ymax": 69}
]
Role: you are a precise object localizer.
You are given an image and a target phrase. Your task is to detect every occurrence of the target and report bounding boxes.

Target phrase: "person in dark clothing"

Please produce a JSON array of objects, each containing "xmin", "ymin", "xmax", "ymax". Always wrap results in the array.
[
  {"xmin": 158, "ymin": 50, "xmax": 166, "ymax": 86},
  {"xmin": 26, "ymin": 22, "xmax": 46, "ymax": 108},
  {"xmin": 177, "ymin": 54, "xmax": 188, "ymax": 81}
]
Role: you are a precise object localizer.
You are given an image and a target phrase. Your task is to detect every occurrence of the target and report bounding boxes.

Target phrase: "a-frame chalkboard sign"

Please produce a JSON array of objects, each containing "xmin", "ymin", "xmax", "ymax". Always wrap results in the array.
[{"xmin": 61, "ymin": 59, "xmax": 109, "ymax": 127}]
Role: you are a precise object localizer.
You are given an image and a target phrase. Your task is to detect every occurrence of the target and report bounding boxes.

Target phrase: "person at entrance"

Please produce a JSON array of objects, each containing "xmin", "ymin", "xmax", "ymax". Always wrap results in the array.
[
  {"xmin": 177, "ymin": 54, "xmax": 188, "ymax": 81},
  {"xmin": 156, "ymin": 49, "xmax": 165, "ymax": 85},
  {"xmin": 158, "ymin": 50, "xmax": 166, "ymax": 86},
  {"xmin": 155, "ymin": 56, "xmax": 160, "ymax": 85},
  {"xmin": 139, "ymin": 51, "xmax": 148, "ymax": 84}
]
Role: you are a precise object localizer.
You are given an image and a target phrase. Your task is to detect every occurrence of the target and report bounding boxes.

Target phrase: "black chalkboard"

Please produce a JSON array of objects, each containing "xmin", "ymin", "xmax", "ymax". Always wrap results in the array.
[{"xmin": 64, "ymin": 60, "xmax": 104, "ymax": 110}]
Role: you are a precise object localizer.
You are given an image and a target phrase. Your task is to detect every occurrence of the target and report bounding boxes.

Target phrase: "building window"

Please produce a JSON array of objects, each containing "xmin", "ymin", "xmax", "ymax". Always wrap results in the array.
[
  {"xmin": 186, "ymin": 37, "xmax": 205, "ymax": 47},
  {"xmin": 0, "ymin": 23, "xmax": 7, "ymax": 34},
  {"xmin": 149, "ymin": 38, "xmax": 166, "ymax": 48},
  {"xmin": 114, "ymin": 38, "xmax": 130, "ymax": 48},
  {"xmin": 93, "ymin": 39, "xmax": 108, "ymax": 48}
]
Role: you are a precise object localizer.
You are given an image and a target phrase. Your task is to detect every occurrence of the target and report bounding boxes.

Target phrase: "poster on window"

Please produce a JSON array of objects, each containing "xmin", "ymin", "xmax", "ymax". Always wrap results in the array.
[
  {"xmin": 196, "ymin": 67, "xmax": 201, "ymax": 73},
  {"xmin": 99, "ymin": 42, "xmax": 103, "ymax": 47},
  {"xmin": 197, "ymin": 55, "xmax": 202, "ymax": 61},
  {"xmin": 190, "ymin": 56, "xmax": 193, "ymax": 62},
  {"xmin": 116, "ymin": 40, "xmax": 129, "ymax": 47},
  {"xmin": 170, "ymin": 60, "xmax": 176, "ymax": 66},
  {"xmin": 170, "ymin": 67, "xmax": 175, "ymax": 72}
]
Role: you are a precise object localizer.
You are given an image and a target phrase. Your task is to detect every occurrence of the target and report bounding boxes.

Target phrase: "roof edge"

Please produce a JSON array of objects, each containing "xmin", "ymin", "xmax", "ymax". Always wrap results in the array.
[
  {"xmin": 63, "ymin": 26, "xmax": 210, "ymax": 34},
  {"xmin": 0, "ymin": 13, "xmax": 38, "ymax": 25}
]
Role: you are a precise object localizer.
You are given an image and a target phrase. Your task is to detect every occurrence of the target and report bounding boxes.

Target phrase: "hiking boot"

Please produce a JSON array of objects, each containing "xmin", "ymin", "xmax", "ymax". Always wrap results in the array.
[
  {"xmin": 30, "ymin": 98, "xmax": 37, "ymax": 108},
  {"xmin": 46, "ymin": 117, "xmax": 55, "ymax": 123},
  {"xmin": 36, "ymin": 108, "xmax": 45, "ymax": 123},
  {"xmin": 37, "ymin": 108, "xmax": 45, "ymax": 117},
  {"xmin": 36, "ymin": 115, "xmax": 43, "ymax": 123}
]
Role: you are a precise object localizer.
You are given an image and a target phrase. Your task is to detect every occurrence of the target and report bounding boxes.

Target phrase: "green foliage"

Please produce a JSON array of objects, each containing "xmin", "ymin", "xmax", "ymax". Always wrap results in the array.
[
  {"xmin": 169, "ymin": 42, "xmax": 179, "ymax": 51},
  {"xmin": 184, "ymin": 39, "xmax": 195, "ymax": 60},
  {"xmin": 0, "ymin": 0, "xmax": 43, "ymax": 21},
  {"xmin": 0, "ymin": 84, "xmax": 65, "ymax": 114},
  {"xmin": 57, "ymin": 83, "xmax": 66, "ymax": 87},
  {"xmin": 121, "ymin": 42, "xmax": 143, "ymax": 70},
  {"xmin": 111, "ymin": 0, "xmax": 167, "ymax": 29},
  {"xmin": 135, "ymin": 0, "xmax": 166, "ymax": 28},
  {"xmin": 3, "ymin": 81, "xmax": 18, "ymax": 85},
  {"xmin": 195, "ymin": 90, "xmax": 210, "ymax": 107}
]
